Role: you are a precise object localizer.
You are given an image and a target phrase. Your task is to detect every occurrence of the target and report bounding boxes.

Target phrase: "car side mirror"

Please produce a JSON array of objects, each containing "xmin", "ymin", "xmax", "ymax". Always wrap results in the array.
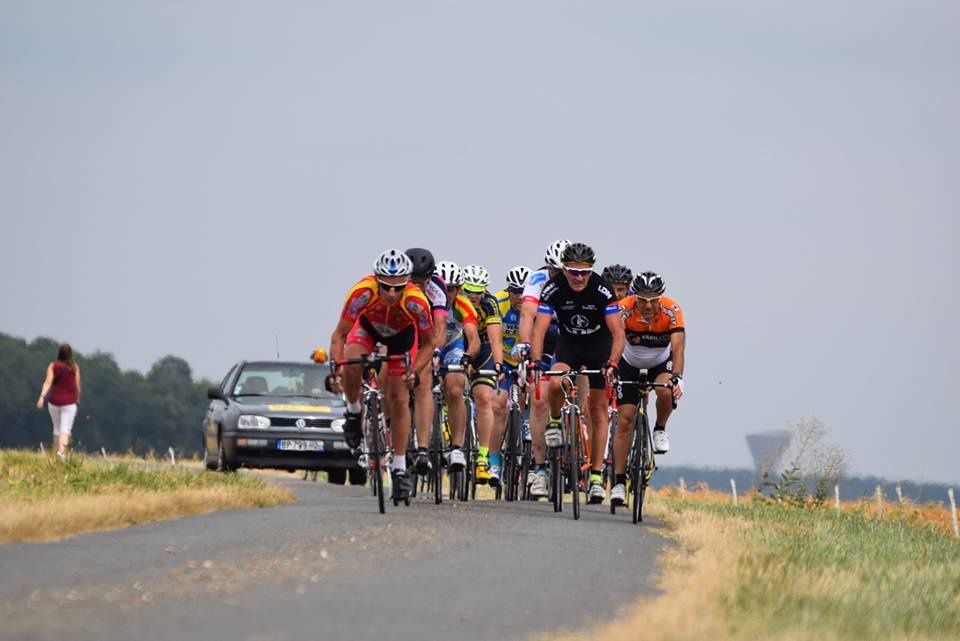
[{"xmin": 207, "ymin": 387, "xmax": 227, "ymax": 401}]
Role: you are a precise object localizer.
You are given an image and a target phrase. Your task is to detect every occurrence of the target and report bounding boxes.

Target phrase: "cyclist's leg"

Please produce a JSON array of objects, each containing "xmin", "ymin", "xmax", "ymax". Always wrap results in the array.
[
  {"xmin": 342, "ymin": 323, "xmax": 374, "ymax": 406},
  {"xmin": 489, "ymin": 365, "xmax": 512, "ymax": 458},
  {"xmin": 650, "ymin": 360, "xmax": 674, "ymax": 452},
  {"xmin": 613, "ymin": 358, "xmax": 642, "ymax": 477},
  {"xmin": 441, "ymin": 349, "xmax": 467, "ymax": 448},
  {"xmin": 546, "ymin": 361, "xmax": 571, "ymax": 417},
  {"xmin": 412, "ymin": 361, "xmax": 433, "ymax": 459},
  {"xmin": 528, "ymin": 357, "xmax": 552, "ymax": 496}
]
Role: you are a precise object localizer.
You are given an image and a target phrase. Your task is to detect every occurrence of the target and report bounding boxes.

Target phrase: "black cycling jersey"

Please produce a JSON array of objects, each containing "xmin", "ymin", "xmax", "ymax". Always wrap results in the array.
[{"xmin": 537, "ymin": 272, "xmax": 620, "ymax": 341}]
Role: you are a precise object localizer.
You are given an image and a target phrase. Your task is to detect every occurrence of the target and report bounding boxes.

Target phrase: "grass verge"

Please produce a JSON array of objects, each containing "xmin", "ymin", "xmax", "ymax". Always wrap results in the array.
[
  {"xmin": 0, "ymin": 449, "xmax": 294, "ymax": 543},
  {"xmin": 550, "ymin": 490, "xmax": 960, "ymax": 641}
]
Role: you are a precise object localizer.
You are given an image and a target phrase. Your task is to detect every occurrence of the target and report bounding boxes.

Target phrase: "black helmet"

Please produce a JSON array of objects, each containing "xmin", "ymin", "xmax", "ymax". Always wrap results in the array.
[
  {"xmin": 601, "ymin": 264, "xmax": 633, "ymax": 284},
  {"xmin": 632, "ymin": 271, "xmax": 666, "ymax": 296},
  {"xmin": 561, "ymin": 242, "xmax": 596, "ymax": 266},
  {"xmin": 405, "ymin": 247, "xmax": 436, "ymax": 279}
]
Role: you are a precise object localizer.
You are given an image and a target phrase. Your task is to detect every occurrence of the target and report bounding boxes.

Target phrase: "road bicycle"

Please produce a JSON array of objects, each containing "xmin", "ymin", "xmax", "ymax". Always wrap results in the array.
[
  {"xmin": 497, "ymin": 361, "xmax": 530, "ymax": 502},
  {"xmin": 535, "ymin": 368, "xmax": 609, "ymax": 520},
  {"xmin": 331, "ymin": 350, "xmax": 411, "ymax": 514},
  {"xmin": 613, "ymin": 371, "xmax": 675, "ymax": 524}
]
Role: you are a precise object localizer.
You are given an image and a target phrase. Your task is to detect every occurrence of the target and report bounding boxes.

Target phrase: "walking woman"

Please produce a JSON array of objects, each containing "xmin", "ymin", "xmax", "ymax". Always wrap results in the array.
[{"xmin": 36, "ymin": 344, "xmax": 81, "ymax": 459}]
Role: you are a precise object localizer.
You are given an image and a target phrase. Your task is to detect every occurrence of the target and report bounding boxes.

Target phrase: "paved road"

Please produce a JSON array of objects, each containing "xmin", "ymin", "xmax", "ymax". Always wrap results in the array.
[{"xmin": 0, "ymin": 477, "xmax": 668, "ymax": 641}]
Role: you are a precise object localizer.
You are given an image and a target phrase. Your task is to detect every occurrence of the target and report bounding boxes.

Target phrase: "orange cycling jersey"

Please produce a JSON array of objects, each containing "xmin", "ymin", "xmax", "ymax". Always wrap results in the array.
[
  {"xmin": 619, "ymin": 295, "xmax": 685, "ymax": 369},
  {"xmin": 341, "ymin": 275, "xmax": 434, "ymax": 337}
]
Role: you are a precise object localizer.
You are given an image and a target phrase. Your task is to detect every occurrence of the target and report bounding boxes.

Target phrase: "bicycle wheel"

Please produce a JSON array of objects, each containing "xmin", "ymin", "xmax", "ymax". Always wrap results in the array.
[
  {"xmin": 632, "ymin": 411, "xmax": 649, "ymax": 524},
  {"xmin": 520, "ymin": 438, "xmax": 532, "ymax": 501},
  {"xmin": 503, "ymin": 409, "xmax": 520, "ymax": 501},
  {"xmin": 569, "ymin": 410, "xmax": 581, "ymax": 520},
  {"xmin": 551, "ymin": 447, "xmax": 563, "ymax": 512},
  {"xmin": 367, "ymin": 396, "xmax": 385, "ymax": 514},
  {"xmin": 431, "ymin": 412, "xmax": 443, "ymax": 505}
]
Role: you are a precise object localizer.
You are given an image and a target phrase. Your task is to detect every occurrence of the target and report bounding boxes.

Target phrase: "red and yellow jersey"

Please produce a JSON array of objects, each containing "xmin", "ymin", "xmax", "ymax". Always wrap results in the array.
[
  {"xmin": 340, "ymin": 275, "xmax": 433, "ymax": 337},
  {"xmin": 619, "ymin": 295, "xmax": 685, "ymax": 369}
]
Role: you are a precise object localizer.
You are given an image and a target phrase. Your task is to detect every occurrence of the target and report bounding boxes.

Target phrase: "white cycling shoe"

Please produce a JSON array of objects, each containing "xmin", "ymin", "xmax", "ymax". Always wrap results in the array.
[
  {"xmin": 530, "ymin": 472, "xmax": 549, "ymax": 498},
  {"xmin": 447, "ymin": 448, "xmax": 466, "ymax": 470},
  {"xmin": 544, "ymin": 423, "xmax": 563, "ymax": 448},
  {"xmin": 652, "ymin": 429, "xmax": 670, "ymax": 454},
  {"xmin": 610, "ymin": 483, "xmax": 626, "ymax": 506},
  {"xmin": 588, "ymin": 481, "xmax": 605, "ymax": 505}
]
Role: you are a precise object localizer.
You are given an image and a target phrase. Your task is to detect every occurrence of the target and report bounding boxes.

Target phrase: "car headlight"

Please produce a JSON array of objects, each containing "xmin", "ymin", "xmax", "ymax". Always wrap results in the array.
[
  {"xmin": 238, "ymin": 415, "xmax": 271, "ymax": 429},
  {"xmin": 330, "ymin": 418, "xmax": 345, "ymax": 433}
]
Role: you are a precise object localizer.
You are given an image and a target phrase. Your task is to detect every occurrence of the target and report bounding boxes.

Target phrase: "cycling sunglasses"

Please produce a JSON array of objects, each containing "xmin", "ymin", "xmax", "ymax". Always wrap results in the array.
[
  {"xmin": 636, "ymin": 295, "xmax": 661, "ymax": 304},
  {"xmin": 506, "ymin": 286, "xmax": 524, "ymax": 295},
  {"xmin": 564, "ymin": 268, "xmax": 591, "ymax": 277},
  {"xmin": 377, "ymin": 279, "xmax": 409, "ymax": 292}
]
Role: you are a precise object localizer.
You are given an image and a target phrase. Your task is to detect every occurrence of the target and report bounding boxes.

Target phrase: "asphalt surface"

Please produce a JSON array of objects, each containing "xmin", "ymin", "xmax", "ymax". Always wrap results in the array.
[{"xmin": 0, "ymin": 475, "xmax": 669, "ymax": 641}]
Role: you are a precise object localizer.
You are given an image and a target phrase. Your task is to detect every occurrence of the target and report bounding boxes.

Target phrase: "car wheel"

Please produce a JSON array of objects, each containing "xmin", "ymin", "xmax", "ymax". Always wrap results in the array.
[
  {"xmin": 216, "ymin": 435, "xmax": 234, "ymax": 473},
  {"xmin": 348, "ymin": 467, "xmax": 367, "ymax": 486},
  {"xmin": 203, "ymin": 436, "xmax": 216, "ymax": 471},
  {"xmin": 327, "ymin": 469, "xmax": 347, "ymax": 485}
]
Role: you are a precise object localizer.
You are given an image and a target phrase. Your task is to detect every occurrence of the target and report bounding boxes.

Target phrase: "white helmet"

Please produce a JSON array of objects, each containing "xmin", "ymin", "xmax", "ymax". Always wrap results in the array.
[
  {"xmin": 373, "ymin": 248, "xmax": 413, "ymax": 277},
  {"xmin": 462, "ymin": 264, "xmax": 490, "ymax": 292},
  {"xmin": 544, "ymin": 239, "xmax": 571, "ymax": 268},
  {"xmin": 505, "ymin": 265, "xmax": 531, "ymax": 290},
  {"xmin": 435, "ymin": 260, "xmax": 464, "ymax": 286}
]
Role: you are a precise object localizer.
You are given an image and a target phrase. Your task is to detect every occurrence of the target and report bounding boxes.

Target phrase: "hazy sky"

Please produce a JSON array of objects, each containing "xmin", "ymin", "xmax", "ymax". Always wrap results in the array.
[{"xmin": 2, "ymin": 2, "xmax": 957, "ymax": 483}]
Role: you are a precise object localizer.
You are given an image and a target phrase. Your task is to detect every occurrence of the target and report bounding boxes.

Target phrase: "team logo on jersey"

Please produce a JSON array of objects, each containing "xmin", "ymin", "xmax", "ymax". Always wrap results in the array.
[
  {"xmin": 597, "ymin": 285, "xmax": 612, "ymax": 299},
  {"xmin": 571, "ymin": 314, "xmax": 589, "ymax": 329},
  {"xmin": 530, "ymin": 272, "xmax": 547, "ymax": 285},
  {"xmin": 346, "ymin": 290, "xmax": 373, "ymax": 318},
  {"xmin": 541, "ymin": 283, "xmax": 558, "ymax": 298}
]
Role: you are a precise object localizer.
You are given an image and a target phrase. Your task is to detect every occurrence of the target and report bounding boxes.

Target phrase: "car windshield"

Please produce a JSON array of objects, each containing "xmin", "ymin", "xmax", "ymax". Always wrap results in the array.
[{"xmin": 232, "ymin": 363, "xmax": 344, "ymax": 404}]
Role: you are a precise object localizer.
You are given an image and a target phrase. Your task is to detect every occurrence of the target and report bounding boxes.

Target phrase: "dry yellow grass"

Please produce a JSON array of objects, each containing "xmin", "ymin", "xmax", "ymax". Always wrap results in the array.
[
  {"xmin": 547, "ymin": 487, "xmax": 960, "ymax": 641},
  {"xmin": 543, "ymin": 499, "xmax": 745, "ymax": 641},
  {"xmin": 0, "ymin": 484, "xmax": 293, "ymax": 543}
]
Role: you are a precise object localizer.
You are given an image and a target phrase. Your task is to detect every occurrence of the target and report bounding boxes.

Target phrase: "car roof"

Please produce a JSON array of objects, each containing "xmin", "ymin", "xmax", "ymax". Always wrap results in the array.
[{"xmin": 240, "ymin": 361, "xmax": 329, "ymax": 368}]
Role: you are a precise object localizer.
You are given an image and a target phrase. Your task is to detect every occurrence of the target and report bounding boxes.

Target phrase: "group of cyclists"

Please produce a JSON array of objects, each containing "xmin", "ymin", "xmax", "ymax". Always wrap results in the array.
[{"xmin": 327, "ymin": 240, "xmax": 686, "ymax": 509}]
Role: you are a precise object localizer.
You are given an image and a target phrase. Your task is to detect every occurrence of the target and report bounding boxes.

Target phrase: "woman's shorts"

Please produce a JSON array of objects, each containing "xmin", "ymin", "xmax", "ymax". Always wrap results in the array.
[{"xmin": 49, "ymin": 403, "xmax": 78, "ymax": 436}]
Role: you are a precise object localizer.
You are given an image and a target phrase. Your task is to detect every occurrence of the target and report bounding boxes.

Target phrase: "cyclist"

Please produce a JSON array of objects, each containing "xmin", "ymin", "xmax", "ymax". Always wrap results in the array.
[
  {"xmin": 405, "ymin": 248, "xmax": 451, "ymax": 475},
  {"xmin": 601, "ymin": 264, "xmax": 634, "ymax": 301},
  {"xmin": 461, "ymin": 264, "xmax": 504, "ymax": 486},
  {"xmin": 529, "ymin": 242, "xmax": 625, "ymax": 505},
  {"xmin": 328, "ymin": 249, "xmax": 436, "ymax": 501},
  {"xmin": 513, "ymin": 239, "xmax": 568, "ymax": 499},
  {"xmin": 433, "ymin": 260, "xmax": 481, "ymax": 471},
  {"xmin": 610, "ymin": 271, "xmax": 685, "ymax": 506},
  {"xmin": 489, "ymin": 265, "xmax": 531, "ymax": 484}
]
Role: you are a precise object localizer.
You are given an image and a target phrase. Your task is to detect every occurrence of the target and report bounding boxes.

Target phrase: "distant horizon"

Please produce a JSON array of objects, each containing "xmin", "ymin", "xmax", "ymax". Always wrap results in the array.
[{"xmin": 7, "ymin": 327, "xmax": 956, "ymax": 487}]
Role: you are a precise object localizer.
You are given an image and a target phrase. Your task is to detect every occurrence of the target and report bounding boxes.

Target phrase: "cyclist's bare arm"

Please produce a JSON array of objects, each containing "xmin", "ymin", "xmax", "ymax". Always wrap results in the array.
[
  {"xmin": 670, "ymin": 331, "xmax": 686, "ymax": 398},
  {"xmin": 431, "ymin": 310, "xmax": 446, "ymax": 347},
  {"xmin": 529, "ymin": 311, "xmax": 552, "ymax": 363},
  {"xmin": 463, "ymin": 322, "xmax": 481, "ymax": 359},
  {"xmin": 670, "ymin": 331, "xmax": 685, "ymax": 377},
  {"xmin": 412, "ymin": 327, "xmax": 437, "ymax": 374},
  {"xmin": 518, "ymin": 299, "xmax": 539, "ymax": 345},
  {"xmin": 486, "ymin": 323, "xmax": 504, "ymax": 365},
  {"xmin": 606, "ymin": 311, "xmax": 626, "ymax": 364}
]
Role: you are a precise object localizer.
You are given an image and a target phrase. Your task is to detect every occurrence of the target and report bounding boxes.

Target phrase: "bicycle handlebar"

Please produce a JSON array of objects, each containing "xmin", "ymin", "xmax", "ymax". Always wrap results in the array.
[{"xmin": 616, "ymin": 379, "xmax": 679, "ymax": 410}]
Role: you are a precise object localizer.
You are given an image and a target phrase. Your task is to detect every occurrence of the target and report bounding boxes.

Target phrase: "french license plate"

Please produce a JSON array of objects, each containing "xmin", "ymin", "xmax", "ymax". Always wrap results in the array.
[{"xmin": 276, "ymin": 439, "xmax": 324, "ymax": 452}]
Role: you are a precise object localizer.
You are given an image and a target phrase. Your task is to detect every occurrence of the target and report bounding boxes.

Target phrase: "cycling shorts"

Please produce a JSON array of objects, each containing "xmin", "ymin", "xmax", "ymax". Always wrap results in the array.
[
  {"xmin": 346, "ymin": 320, "xmax": 416, "ymax": 376},
  {"xmin": 615, "ymin": 356, "xmax": 673, "ymax": 406},
  {"xmin": 471, "ymin": 345, "xmax": 498, "ymax": 389},
  {"xmin": 553, "ymin": 336, "xmax": 612, "ymax": 390},
  {"xmin": 439, "ymin": 338, "xmax": 465, "ymax": 368}
]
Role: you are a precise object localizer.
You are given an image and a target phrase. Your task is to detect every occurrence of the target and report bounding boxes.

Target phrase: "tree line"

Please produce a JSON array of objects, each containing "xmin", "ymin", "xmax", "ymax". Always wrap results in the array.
[{"xmin": 0, "ymin": 332, "xmax": 213, "ymax": 456}]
